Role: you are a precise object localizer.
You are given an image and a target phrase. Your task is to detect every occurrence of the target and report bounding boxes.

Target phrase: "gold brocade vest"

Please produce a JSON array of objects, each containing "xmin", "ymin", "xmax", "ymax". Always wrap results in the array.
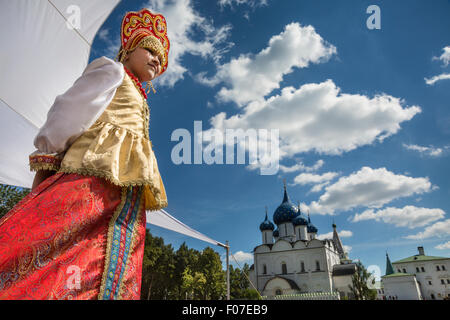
[{"xmin": 58, "ymin": 72, "xmax": 168, "ymax": 211}]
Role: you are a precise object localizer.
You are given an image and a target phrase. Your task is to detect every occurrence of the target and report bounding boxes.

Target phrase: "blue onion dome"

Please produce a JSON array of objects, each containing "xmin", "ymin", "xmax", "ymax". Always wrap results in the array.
[
  {"xmin": 292, "ymin": 215, "xmax": 308, "ymax": 226},
  {"xmin": 307, "ymin": 213, "xmax": 318, "ymax": 233},
  {"xmin": 259, "ymin": 208, "xmax": 275, "ymax": 231},
  {"xmin": 292, "ymin": 201, "xmax": 308, "ymax": 226},
  {"xmin": 307, "ymin": 224, "xmax": 318, "ymax": 233},
  {"xmin": 273, "ymin": 183, "xmax": 299, "ymax": 225},
  {"xmin": 273, "ymin": 229, "xmax": 279, "ymax": 237}
]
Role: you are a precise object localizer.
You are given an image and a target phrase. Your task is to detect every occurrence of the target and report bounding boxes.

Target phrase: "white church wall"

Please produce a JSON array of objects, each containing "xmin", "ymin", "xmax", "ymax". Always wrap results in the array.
[
  {"xmin": 262, "ymin": 277, "xmax": 300, "ymax": 296},
  {"xmin": 254, "ymin": 245, "xmax": 271, "ymax": 254},
  {"xmin": 333, "ymin": 275, "xmax": 354, "ymax": 298},
  {"xmin": 392, "ymin": 258, "xmax": 450, "ymax": 300},
  {"xmin": 293, "ymin": 241, "xmax": 307, "ymax": 250},
  {"xmin": 382, "ymin": 275, "xmax": 422, "ymax": 300},
  {"xmin": 272, "ymin": 240, "xmax": 292, "ymax": 251},
  {"xmin": 307, "ymin": 239, "xmax": 324, "ymax": 249}
]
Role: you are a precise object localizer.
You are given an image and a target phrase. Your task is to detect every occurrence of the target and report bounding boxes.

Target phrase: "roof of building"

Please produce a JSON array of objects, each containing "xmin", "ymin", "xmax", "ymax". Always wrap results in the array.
[
  {"xmin": 392, "ymin": 255, "xmax": 450, "ymax": 264},
  {"xmin": 385, "ymin": 253, "xmax": 395, "ymax": 276},
  {"xmin": 381, "ymin": 272, "xmax": 413, "ymax": 278},
  {"xmin": 332, "ymin": 263, "xmax": 357, "ymax": 276},
  {"xmin": 306, "ymin": 213, "xmax": 318, "ymax": 233},
  {"xmin": 259, "ymin": 209, "xmax": 275, "ymax": 231},
  {"xmin": 273, "ymin": 184, "xmax": 299, "ymax": 225},
  {"xmin": 332, "ymin": 223, "xmax": 345, "ymax": 257},
  {"xmin": 292, "ymin": 215, "xmax": 308, "ymax": 226}
]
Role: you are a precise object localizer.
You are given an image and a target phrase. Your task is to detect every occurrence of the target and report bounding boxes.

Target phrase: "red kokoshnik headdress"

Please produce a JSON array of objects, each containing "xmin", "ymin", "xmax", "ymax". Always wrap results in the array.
[{"xmin": 116, "ymin": 8, "xmax": 170, "ymax": 76}]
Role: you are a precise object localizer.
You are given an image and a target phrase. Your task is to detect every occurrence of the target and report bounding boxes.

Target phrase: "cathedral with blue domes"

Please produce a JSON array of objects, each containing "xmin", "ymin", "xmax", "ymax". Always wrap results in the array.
[{"xmin": 248, "ymin": 182, "xmax": 357, "ymax": 299}]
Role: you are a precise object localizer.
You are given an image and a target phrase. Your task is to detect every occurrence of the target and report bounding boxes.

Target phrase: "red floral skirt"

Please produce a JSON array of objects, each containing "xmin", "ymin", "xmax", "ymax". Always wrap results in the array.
[{"xmin": 0, "ymin": 172, "xmax": 146, "ymax": 300}]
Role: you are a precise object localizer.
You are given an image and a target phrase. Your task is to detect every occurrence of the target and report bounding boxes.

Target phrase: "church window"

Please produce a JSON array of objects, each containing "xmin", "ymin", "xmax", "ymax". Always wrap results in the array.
[
  {"xmin": 402, "ymin": 268, "xmax": 406, "ymax": 273},
  {"xmin": 442, "ymin": 265, "xmax": 446, "ymax": 271},
  {"xmin": 416, "ymin": 267, "xmax": 420, "ymax": 272},
  {"xmin": 397, "ymin": 269, "xmax": 401, "ymax": 273},
  {"xmin": 263, "ymin": 264, "xmax": 267, "ymax": 275},
  {"xmin": 421, "ymin": 267, "xmax": 425, "ymax": 272},
  {"xmin": 447, "ymin": 279, "xmax": 450, "ymax": 284},
  {"xmin": 275, "ymin": 289, "xmax": 282, "ymax": 296},
  {"xmin": 430, "ymin": 294, "xmax": 435, "ymax": 300},
  {"xmin": 316, "ymin": 260, "xmax": 320, "ymax": 271},
  {"xmin": 301, "ymin": 261, "xmax": 305, "ymax": 273},
  {"xmin": 284, "ymin": 224, "xmax": 287, "ymax": 235},
  {"xmin": 428, "ymin": 281, "xmax": 432, "ymax": 285},
  {"xmin": 441, "ymin": 279, "xmax": 445, "ymax": 285},
  {"xmin": 436, "ymin": 265, "xmax": 440, "ymax": 271},
  {"xmin": 282, "ymin": 262, "xmax": 287, "ymax": 274}
]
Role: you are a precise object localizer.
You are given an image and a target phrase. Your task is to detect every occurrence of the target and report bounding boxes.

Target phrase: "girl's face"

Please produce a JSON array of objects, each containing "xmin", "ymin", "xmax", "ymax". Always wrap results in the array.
[{"xmin": 123, "ymin": 47, "xmax": 162, "ymax": 83}]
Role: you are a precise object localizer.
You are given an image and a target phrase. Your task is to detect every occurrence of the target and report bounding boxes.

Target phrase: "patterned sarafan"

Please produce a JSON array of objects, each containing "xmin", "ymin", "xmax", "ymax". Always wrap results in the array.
[{"xmin": 0, "ymin": 173, "xmax": 146, "ymax": 300}]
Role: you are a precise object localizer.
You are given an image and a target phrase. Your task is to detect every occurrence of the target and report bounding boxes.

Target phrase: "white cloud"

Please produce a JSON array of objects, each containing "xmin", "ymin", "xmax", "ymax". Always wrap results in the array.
[
  {"xmin": 310, "ymin": 182, "xmax": 330, "ymax": 193},
  {"xmin": 317, "ymin": 230, "xmax": 353, "ymax": 240},
  {"xmin": 351, "ymin": 206, "xmax": 445, "ymax": 229},
  {"xmin": 145, "ymin": 0, "xmax": 234, "ymax": 87},
  {"xmin": 231, "ymin": 250, "xmax": 254, "ymax": 263},
  {"xmin": 97, "ymin": 27, "xmax": 122, "ymax": 60},
  {"xmin": 405, "ymin": 219, "xmax": 450, "ymax": 240},
  {"xmin": 205, "ymin": 80, "xmax": 421, "ymax": 161},
  {"xmin": 280, "ymin": 159, "xmax": 324, "ymax": 173},
  {"xmin": 197, "ymin": 22, "xmax": 337, "ymax": 107},
  {"xmin": 432, "ymin": 46, "xmax": 450, "ymax": 67},
  {"xmin": 293, "ymin": 172, "xmax": 338, "ymax": 186},
  {"xmin": 425, "ymin": 73, "xmax": 450, "ymax": 85},
  {"xmin": 343, "ymin": 245, "xmax": 352, "ymax": 253},
  {"xmin": 403, "ymin": 143, "xmax": 444, "ymax": 157},
  {"xmin": 309, "ymin": 167, "xmax": 434, "ymax": 215},
  {"xmin": 425, "ymin": 47, "xmax": 450, "ymax": 85},
  {"xmin": 292, "ymin": 171, "xmax": 339, "ymax": 193},
  {"xmin": 435, "ymin": 241, "xmax": 450, "ymax": 250}
]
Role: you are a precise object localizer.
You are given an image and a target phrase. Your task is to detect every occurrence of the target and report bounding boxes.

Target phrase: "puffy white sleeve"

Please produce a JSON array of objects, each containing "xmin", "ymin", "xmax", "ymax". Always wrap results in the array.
[{"xmin": 29, "ymin": 56, "xmax": 124, "ymax": 171}]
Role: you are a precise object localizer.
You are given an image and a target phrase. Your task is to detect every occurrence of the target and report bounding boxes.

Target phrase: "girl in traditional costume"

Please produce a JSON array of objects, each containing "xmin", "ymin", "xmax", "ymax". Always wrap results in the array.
[{"xmin": 0, "ymin": 8, "xmax": 169, "ymax": 300}]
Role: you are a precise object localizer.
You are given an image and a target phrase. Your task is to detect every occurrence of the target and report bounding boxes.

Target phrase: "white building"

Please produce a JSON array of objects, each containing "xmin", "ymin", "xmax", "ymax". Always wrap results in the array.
[
  {"xmin": 248, "ymin": 184, "xmax": 356, "ymax": 299},
  {"xmin": 382, "ymin": 247, "xmax": 450, "ymax": 300}
]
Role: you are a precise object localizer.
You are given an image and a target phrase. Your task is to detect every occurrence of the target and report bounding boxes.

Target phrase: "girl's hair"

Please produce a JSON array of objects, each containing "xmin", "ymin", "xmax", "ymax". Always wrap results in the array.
[
  {"xmin": 116, "ymin": 45, "xmax": 135, "ymax": 62},
  {"xmin": 116, "ymin": 45, "xmax": 126, "ymax": 62}
]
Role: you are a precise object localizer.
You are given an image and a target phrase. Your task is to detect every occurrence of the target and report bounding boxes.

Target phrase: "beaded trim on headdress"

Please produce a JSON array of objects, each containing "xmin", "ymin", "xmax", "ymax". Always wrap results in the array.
[{"xmin": 116, "ymin": 8, "xmax": 170, "ymax": 76}]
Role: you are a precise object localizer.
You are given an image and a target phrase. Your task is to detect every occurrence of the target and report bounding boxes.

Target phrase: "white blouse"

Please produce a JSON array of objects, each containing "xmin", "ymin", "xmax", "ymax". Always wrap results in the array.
[{"xmin": 32, "ymin": 56, "xmax": 125, "ymax": 156}]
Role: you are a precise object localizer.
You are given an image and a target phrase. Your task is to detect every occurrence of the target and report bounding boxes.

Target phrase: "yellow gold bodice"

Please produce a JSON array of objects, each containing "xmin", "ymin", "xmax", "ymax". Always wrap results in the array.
[{"xmin": 59, "ymin": 72, "xmax": 167, "ymax": 211}]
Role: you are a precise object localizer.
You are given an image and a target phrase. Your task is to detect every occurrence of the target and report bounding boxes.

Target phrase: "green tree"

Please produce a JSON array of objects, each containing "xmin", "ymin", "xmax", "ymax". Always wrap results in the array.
[
  {"xmin": 348, "ymin": 261, "xmax": 377, "ymax": 300},
  {"xmin": 174, "ymin": 242, "xmax": 199, "ymax": 299},
  {"xmin": 0, "ymin": 184, "xmax": 30, "ymax": 220},
  {"xmin": 141, "ymin": 230, "xmax": 176, "ymax": 299},
  {"xmin": 196, "ymin": 247, "xmax": 226, "ymax": 299},
  {"xmin": 229, "ymin": 263, "xmax": 261, "ymax": 300},
  {"xmin": 181, "ymin": 266, "xmax": 207, "ymax": 299}
]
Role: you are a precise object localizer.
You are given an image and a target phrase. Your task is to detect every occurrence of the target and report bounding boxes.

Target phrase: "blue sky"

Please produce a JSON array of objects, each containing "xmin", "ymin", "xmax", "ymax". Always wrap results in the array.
[{"xmin": 90, "ymin": 0, "xmax": 450, "ymax": 275}]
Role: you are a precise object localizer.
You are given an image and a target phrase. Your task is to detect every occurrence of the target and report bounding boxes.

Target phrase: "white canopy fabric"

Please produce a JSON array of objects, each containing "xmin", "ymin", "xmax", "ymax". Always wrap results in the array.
[
  {"xmin": 0, "ymin": 0, "xmax": 119, "ymax": 188},
  {"xmin": 148, "ymin": 209, "xmax": 226, "ymax": 247},
  {"xmin": 0, "ymin": 0, "xmax": 225, "ymax": 248}
]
